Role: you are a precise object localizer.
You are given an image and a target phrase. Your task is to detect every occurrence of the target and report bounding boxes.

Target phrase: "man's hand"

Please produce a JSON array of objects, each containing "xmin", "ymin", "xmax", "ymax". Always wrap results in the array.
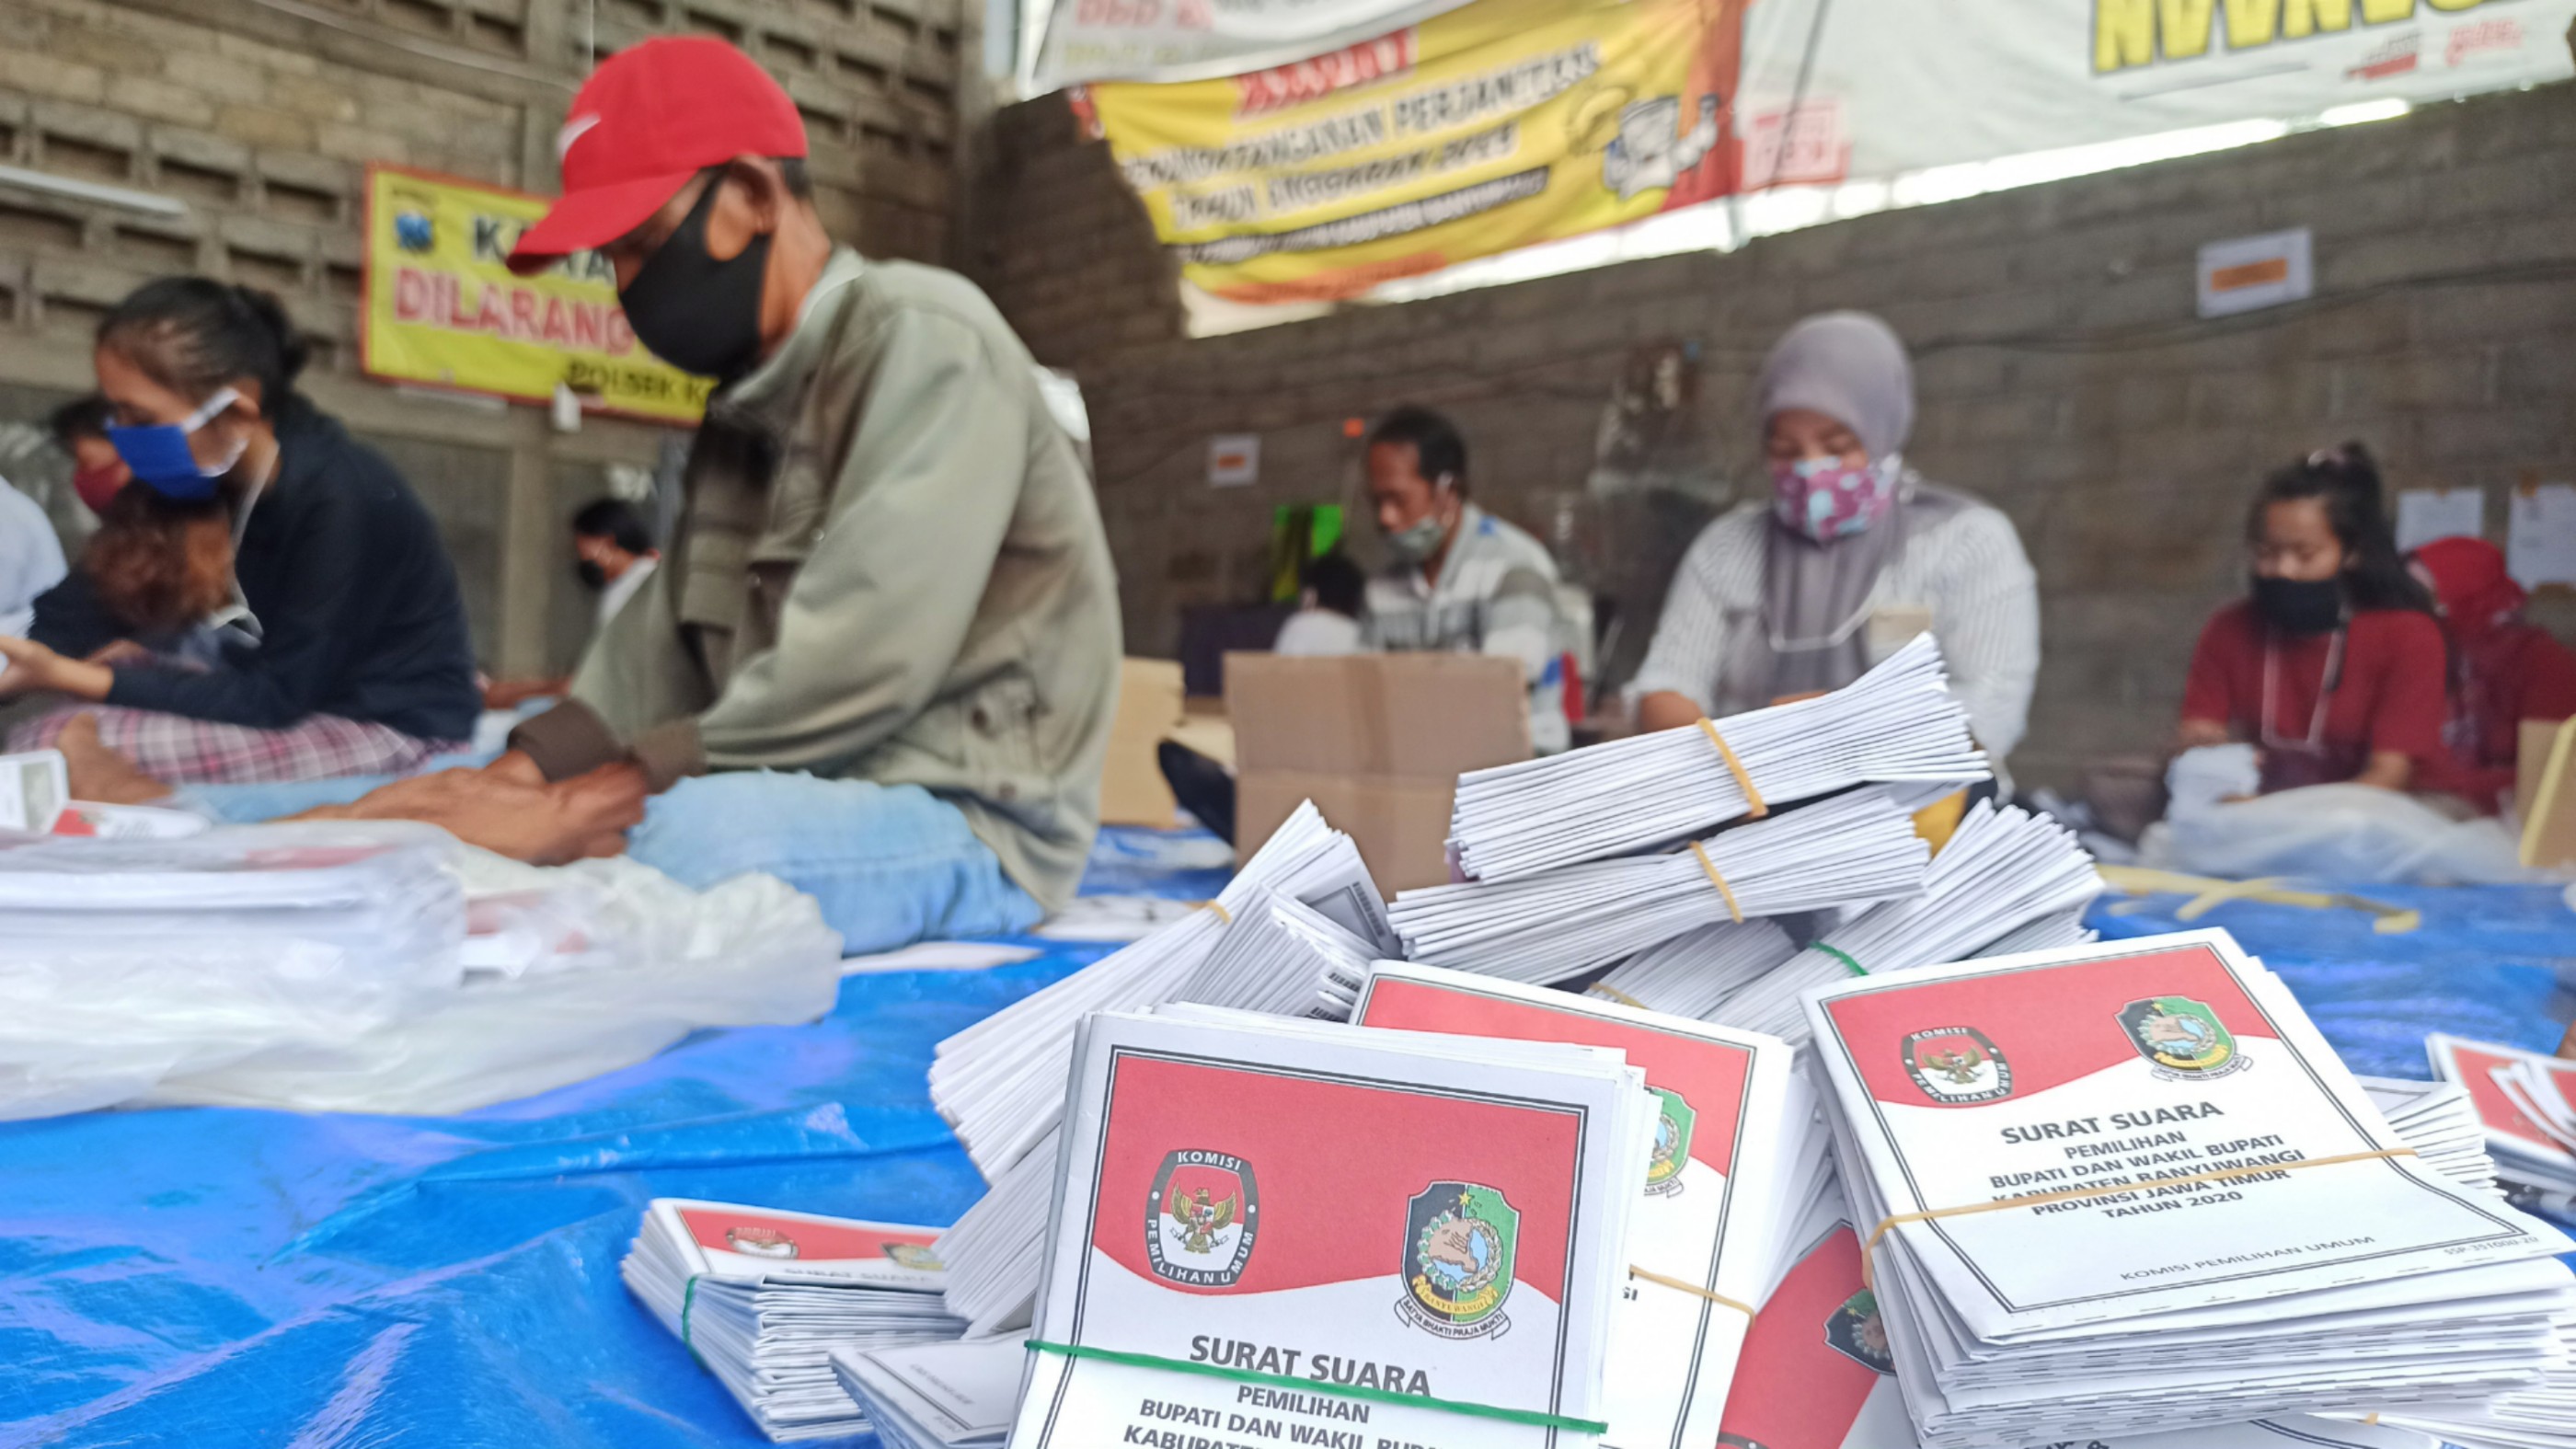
[
  {"xmin": 297, "ymin": 757, "xmax": 647, "ymax": 866},
  {"xmin": 0, "ymin": 636, "xmax": 113, "ymax": 701}
]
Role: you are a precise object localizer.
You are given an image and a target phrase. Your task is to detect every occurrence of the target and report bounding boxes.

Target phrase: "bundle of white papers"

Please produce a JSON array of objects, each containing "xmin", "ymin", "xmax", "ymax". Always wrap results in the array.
[
  {"xmin": 1011, "ymin": 1006, "xmax": 1652, "ymax": 1449},
  {"xmin": 2360, "ymin": 1072, "xmax": 2493, "ymax": 1193},
  {"xmin": 934, "ymin": 1131, "xmax": 1057, "ymax": 1336},
  {"xmin": 1587, "ymin": 919, "xmax": 1800, "ymax": 1018},
  {"xmin": 1391, "ymin": 788, "xmax": 1929, "ymax": 984},
  {"xmin": 1699, "ymin": 800, "xmax": 2101, "ymax": 1044},
  {"xmin": 1352, "ymin": 962, "xmax": 1805, "ymax": 1449},
  {"xmin": 1721, "ymin": 1172, "xmax": 2447, "ymax": 1449},
  {"xmin": 827, "ymin": 1333, "xmax": 1022, "ymax": 1449},
  {"xmin": 1171, "ymin": 889, "xmax": 1374, "ymax": 1020},
  {"xmin": 620, "ymin": 1199, "xmax": 968, "ymax": 1443},
  {"xmin": 2431, "ymin": 1034, "xmax": 2576, "ymax": 1198},
  {"xmin": 1801, "ymin": 929, "xmax": 2576, "ymax": 1448},
  {"xmin": 1446, "ymin": 635, "xmax": 1986, "ymax": 881},
  {"xmin": 928, "ymin": 802, "xmax": 1392, "ymax": 1179}
]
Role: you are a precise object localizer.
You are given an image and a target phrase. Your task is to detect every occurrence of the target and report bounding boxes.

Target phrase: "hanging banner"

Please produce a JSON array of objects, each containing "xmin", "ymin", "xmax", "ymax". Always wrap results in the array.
[
  {"xmin": 359, "ymin": 166, "xmax": 713, "ymax": 425},
  {"xmin": 1076, "ymin": 0, "xmax": 1744, "ymax": 303},
  {"xmin": 1035, "ymin": 0, "xmax": 1471, "ymax": 88},
  {"xmin": 1735, "ymin": 0, "xmax": 2576, "ymax": 187}
]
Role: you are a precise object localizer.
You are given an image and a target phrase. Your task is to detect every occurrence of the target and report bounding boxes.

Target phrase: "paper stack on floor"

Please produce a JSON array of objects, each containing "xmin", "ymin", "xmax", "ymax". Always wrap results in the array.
[
  {"xmin": 1351, "ymin": 962, "xmax": 1803, "ymax": 1449},
  {"xmin": 1390, "ymin": 788, "xmax": 1930, "ymax": 984},
  {"xmin": 2360, "ymin": 1073, "xmax": 2493, "ymax": 1193},
  {"xmin": 2430, "ymin": 1033, "xmax": 2576, "ymax": 1199},
  {"xmin": 828, "ymin": 1333, "xmax": 1023, "ymax": 1449},
  {"xmin": 1697, "ymin": 800, "xmax": 2101, "ymax": 1044},
  {"xmin": 622, "ymin": 1199, "xmax": 968, "ymax": 1442},
  {"xmin": 1588, "ymin": 919, "xmax": 1800, "ymax": 1017},
  {"xmin": 929, "ymin": 801, "xmax": 1392, "ymax": 1179},
  {"xmin": 1802, "ymin": 929, "xmax": 2575, "ymax": 1448},
  {"xmin": 1009, "ymin": 1006, "xmax": 1650, "ymax": 1449},
  {"xmin": 1171, "ymin": 890, "xmax": 1374, "ymax": 1020},
  {"xmin": 1445, "ymin": 635, "xmax": 1986, "ymax": 882},
  {"xmin": 935, "ymin": 1133, "xmax": 1058, "ymax": 1335}
]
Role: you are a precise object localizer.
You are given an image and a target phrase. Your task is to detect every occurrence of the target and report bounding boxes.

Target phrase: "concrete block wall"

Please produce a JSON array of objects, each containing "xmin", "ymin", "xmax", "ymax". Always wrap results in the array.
[
  {"xmin": 0, "ymin": 0, "xmax": 979, "ymax": 672},
  {"xmin": 981, "ymin": 84, "xmax": 2576, "ymax": 791}
]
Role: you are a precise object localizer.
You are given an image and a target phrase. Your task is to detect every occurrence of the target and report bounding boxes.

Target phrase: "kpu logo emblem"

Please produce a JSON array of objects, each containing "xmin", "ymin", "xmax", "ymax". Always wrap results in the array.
[
  {"xmin": 1901, "ymin": 1026, "xmax": 2013, "ymax": 1104},
  {"xmin": 2119, "ymin": 996, "xmax": 2248, "ymax": 1080},
  {"xmin": 1397, "ymin": 1181, "xmax": 1518, "ymax": 1340},
  {"xmin": 1145, "ymin": 1149, "xmax": 1258, "ymax": 1287}
]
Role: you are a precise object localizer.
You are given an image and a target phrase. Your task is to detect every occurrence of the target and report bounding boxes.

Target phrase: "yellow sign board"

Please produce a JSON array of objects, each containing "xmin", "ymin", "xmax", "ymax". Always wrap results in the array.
[
  {"xmin": 1075, "ymin": 0, "xmax": 1744, "ymax": 303},
  {"xmin": 360, "ymin": 165, "xmax": 712, "ymax": 423}
]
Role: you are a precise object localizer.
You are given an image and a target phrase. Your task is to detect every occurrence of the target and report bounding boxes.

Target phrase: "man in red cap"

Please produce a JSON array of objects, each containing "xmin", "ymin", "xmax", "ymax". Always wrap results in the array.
[{"xmin": 112, "ymin": 37, "xmax": 1123, "ymax": 953}]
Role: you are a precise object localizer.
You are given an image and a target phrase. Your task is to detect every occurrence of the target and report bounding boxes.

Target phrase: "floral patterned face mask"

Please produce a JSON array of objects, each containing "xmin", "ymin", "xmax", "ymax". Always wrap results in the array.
[{"xmin": 1770, "ymin": 453, "xmax": 1901, "ymax": 543}]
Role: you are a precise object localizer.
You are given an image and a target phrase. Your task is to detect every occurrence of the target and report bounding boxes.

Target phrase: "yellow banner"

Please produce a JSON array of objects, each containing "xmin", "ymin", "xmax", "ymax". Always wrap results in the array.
[
  {"xmin": 361, "ymin": 166, "xmax": 712, "ymax": 424},
  {"xmin": 1076, "ymin": 0, "xmax": 1743, "ymax": 303}
]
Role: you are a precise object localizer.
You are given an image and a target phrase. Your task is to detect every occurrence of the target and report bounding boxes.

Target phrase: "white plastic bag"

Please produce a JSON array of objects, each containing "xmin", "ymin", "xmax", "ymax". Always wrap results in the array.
[{"xmin": 2143, "ymin": 781, "xmax": 2547, "ymax": 886}]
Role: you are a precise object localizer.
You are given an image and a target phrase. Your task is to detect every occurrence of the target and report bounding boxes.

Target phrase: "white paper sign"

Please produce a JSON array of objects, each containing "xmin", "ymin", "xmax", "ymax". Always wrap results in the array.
[
  {"xmin": 2395, "ymin": 487, "xmax": 2486, "ymax": 554},
  {"xmin": 1206, "ymin": 433, "xmax": 1259, "ymax": 488},
  {"xmin": 2198, "ymin": 227, "xmax": 2314, "ymax": 318},
  {"xmin": 2510, "ymin": 483, "xmax": 2576, "ymax": 589}
]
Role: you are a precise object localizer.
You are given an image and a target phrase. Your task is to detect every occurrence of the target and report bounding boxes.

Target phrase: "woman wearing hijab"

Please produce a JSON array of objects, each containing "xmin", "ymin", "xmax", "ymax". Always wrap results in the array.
[
  {"xmin": 2177, "ymin": 444, "xmax": 2445, "ymax": 794},
  {"xmin": 1632, "ymin": 312, "xmax": 2040, "ymax": 770},
  {"xmin": 2406, "ymin": 535, "xmax": 2576, "ymax": 809}
]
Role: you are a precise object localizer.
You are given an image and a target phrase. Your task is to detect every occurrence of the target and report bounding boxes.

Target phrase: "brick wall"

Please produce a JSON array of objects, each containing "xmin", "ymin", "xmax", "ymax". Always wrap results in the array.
[
  {"xmin": 0, "ymin": 0, "xmax": 979, "ymax": 672},
  {"xmin": 983, "ymin": 85, "xmax": 2576, "ymax": 791}
]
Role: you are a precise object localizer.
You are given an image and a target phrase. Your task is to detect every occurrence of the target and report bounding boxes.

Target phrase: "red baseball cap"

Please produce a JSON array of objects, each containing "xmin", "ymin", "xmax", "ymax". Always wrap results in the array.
[{"xmin": 508, "ymin": 36, "xmax": 807, "ymax": 274}]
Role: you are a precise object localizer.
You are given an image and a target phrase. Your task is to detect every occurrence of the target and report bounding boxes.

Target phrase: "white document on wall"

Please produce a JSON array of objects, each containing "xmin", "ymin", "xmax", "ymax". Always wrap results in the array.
[
  {"xmin": 2509, "ymin": 484, "xmax": 2576, "ymax": 589},
  {"xmin": 2395, "ymin": 488, "xmax": 2485, "ymax": 554}
]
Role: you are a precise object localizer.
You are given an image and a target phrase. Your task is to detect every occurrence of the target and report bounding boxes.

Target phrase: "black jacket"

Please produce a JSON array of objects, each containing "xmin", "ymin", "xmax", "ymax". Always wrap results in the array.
[{"xmin": 31, "ymin": 395, "xmax": 479, "ymax": 742}]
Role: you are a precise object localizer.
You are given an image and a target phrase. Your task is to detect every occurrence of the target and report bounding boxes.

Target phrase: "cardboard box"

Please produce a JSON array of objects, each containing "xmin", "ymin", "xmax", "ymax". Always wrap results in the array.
[
  {"xmin": 1100, "ymin": 658, "xmax": 1187, "ymax": 828},
  {"xmin": 1226, "ymin": 653, "xmax": 1530, "ymax": 892},
  {"xmin": 2520, "ymin": 718, "xmax": 2576, "ymax": 868}
]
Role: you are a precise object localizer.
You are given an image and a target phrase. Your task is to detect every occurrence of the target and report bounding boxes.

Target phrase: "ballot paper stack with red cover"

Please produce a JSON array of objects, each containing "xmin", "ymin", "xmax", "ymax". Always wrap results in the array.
[
  {"xmin": 622, "ymin": 1199, "xmax": 968, "ymax": 1442},
  {"xmin": 2429, "ymin": 1032, "xmax": 2576, "ymax": 1201},
  {"xmin": 1009, "ymin": 1006, "xmax": 1652, "ymax": 1449},
  {"xmin": 1800, "ymin": 928, "xmax": 2576, "ymax": 1449}
]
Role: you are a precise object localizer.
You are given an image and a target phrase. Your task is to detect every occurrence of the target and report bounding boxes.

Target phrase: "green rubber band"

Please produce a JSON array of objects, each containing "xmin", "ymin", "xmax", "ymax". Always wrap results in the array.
[
  {"xmin": 1025, "ymin": 1339, "xmax": 1609, "ymax": 1433},
  {"xmin": 680, "ymin": 1274, "xmax": 708, "ymax": 1367},
  {"xmin": 1813, "ymin": 943, "xmax": 1866, "ymax": 977}
]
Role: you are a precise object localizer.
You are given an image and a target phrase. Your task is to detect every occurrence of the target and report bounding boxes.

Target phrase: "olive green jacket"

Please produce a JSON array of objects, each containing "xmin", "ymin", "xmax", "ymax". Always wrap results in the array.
[{"xmin": 520, "ymin": 248, "xmax": 1121, "ymax": 907}]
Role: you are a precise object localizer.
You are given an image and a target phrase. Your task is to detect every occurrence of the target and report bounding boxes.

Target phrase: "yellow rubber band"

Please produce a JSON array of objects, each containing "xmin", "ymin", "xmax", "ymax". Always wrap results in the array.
[
  {"xmin": 1200, "ymin": 901, "xmax": 1233, "ymax": 926},
  {"xmin": 1688, "ymin": 841, "xmax": 1743, "ymax": 923},
  {"xmin": 1629, "ymin": 1265, "xmax": 1756, "ymax": 1319},
  {"xmin": 1588, "ymin": 983, "xmax": 1650, "ymax": 1011},
  {"xmin": 1859, "ymin": 1147, "xmax": 2419, "ymax": 1288},
  {"xmin": 1698, "ymin": 719, "xmax": 1766, "ymax": 818}
]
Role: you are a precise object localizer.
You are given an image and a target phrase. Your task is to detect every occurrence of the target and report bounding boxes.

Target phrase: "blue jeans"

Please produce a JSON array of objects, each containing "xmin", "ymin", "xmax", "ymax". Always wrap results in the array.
[{"xmin": 182, "ymin": 771, "xmax": 1044, "ymax": 956}]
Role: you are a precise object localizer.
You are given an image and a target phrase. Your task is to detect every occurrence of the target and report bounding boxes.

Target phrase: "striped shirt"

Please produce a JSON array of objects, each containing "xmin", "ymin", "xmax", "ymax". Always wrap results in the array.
[
  {"xmin": 1631, "ymin": 480, "xmax": 2040, "ymax": 763},
  {"xmin": 1364, "ymin": 504, "xmax": 1571, "ymax": 754}
]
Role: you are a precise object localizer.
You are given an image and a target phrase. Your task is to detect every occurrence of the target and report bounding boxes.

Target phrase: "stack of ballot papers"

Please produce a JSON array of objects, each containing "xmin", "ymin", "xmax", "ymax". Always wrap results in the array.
[
  {"xmin": 1801, "ymin": 928, "xmax": 2576, "ymax": 1447},
  {"xmin": 2430, "ymin": 1033, "xmax": 2576, "ymax": 1198},
  {"xmin": 2359, "ymin": 1072, "xmax": 2492, "ymax": 1193},
  {"xmin": 936, "ymin": 1133, "xmax": 1057, "ymax": 1335},
  {"xmin": 828, "ymin": 1333, "xmax": 1023, "ymax": 1449},
  {"xmin": 1010, "ymin": 1006, "xmax": 1652, "ymax": 1449},
  {"xmin": 1698, "ymin": 800, "xmax": 2101, "ymax": 1044},
  {"xmin": 1720, "ymin": 1175, "xmax": 2449, "ymax": 1449},
  {"xmin": 1446, "ymin": 634, "xmax": 1986, "ymax": 882},
  {"xmin": 1391, "ymin": 788, "xmax": 1929, "ymax": 984},
  {"xmin": 1171, "ymin": 890, "xmax": 1374, "ymax": 1020},
  {"xmin": 1351, "ymin": 962, "xmax": 1804, "ymax": 1449},
  {"xmin": 929, "ymin": 801, "xmax": 1393, "ymax": 1179},
  {"xmin": 622, "ymin": 1199, "xmax": 968, "ymax": 1442},
  {"xmin": 1588, "ymin": 919, "xmax": 1799, "ymax": 1018}
]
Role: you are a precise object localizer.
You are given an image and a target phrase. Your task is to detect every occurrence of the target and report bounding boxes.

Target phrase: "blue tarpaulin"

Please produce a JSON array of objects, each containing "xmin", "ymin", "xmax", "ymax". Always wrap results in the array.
[{"xmin": 5, "ymin": 845, "xmax": 2574, "ymax": 1448}]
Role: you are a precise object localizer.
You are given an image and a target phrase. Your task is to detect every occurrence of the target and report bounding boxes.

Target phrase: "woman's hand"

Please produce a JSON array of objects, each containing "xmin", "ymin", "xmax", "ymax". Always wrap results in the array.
[
  {"xmin": 0, "ymin": 637, "xmax": 113, "ymax": 701},
  {"xmin": 1636, "ymin": 691, "xmax": 1708, "ymax": 734}
]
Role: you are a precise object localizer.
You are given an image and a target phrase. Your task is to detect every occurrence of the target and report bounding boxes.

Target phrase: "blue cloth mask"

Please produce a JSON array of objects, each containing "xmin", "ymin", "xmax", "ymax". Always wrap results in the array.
[{"xmin": 108, "ymin": 386, "xmax": 246, "ymax": 500}]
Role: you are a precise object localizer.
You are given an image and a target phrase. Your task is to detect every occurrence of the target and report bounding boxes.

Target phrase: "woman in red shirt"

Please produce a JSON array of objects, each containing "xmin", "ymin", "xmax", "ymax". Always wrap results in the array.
[
  {"xmin": 2179, "ymin": 444, "xmax": 2446, "ymax": 794},
  {"xmin": 2408, "ymin": 535, "xmax": 2576, "ymax": 810}
]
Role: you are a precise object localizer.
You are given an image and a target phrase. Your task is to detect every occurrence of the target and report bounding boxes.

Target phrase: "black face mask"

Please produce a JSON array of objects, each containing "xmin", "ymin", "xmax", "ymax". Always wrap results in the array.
[
  {"xmin": 616, "ymin": 175, "xmax": 772, "ymax": 383},
  {"xmin": 2251, "ymin": 574, "xmax": 2345, "ymax": 636},
  {"xmin": 576, "ymin": 558, "xmax": 608, "ymax": 592}
]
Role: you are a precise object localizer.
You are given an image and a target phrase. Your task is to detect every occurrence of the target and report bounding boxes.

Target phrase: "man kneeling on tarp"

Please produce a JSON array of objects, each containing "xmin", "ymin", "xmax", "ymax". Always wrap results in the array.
[{"xmin": 76, "ymin": 38, "xmax": 1121, "ymax": 954}]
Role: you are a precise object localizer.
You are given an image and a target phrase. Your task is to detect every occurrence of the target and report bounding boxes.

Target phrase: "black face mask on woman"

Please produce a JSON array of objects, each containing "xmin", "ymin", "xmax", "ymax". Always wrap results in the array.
[
  {"xmin": 2251, "ymin": 574, "xmax": 2344, "ymax": 635},
  {"xmin": 616, "ymin": 174, "xmax": 772, "ymax": 383}
]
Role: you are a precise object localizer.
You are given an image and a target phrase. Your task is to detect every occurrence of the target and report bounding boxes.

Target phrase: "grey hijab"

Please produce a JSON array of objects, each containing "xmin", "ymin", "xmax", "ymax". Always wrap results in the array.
[{"xmin": 1756, "ymin": 312, "xmax": 1920, "ymax": 699}]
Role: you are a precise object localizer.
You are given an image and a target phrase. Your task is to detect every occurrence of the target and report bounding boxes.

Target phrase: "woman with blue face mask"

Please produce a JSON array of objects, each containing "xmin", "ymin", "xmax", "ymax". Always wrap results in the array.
[
  {"xmin": 0, "ymin": 277, "xmax": 479, "ymax": 783},
  {"xmin": 1630, "ymin": 312, "xmax": 2041, "ymax": 778}
]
